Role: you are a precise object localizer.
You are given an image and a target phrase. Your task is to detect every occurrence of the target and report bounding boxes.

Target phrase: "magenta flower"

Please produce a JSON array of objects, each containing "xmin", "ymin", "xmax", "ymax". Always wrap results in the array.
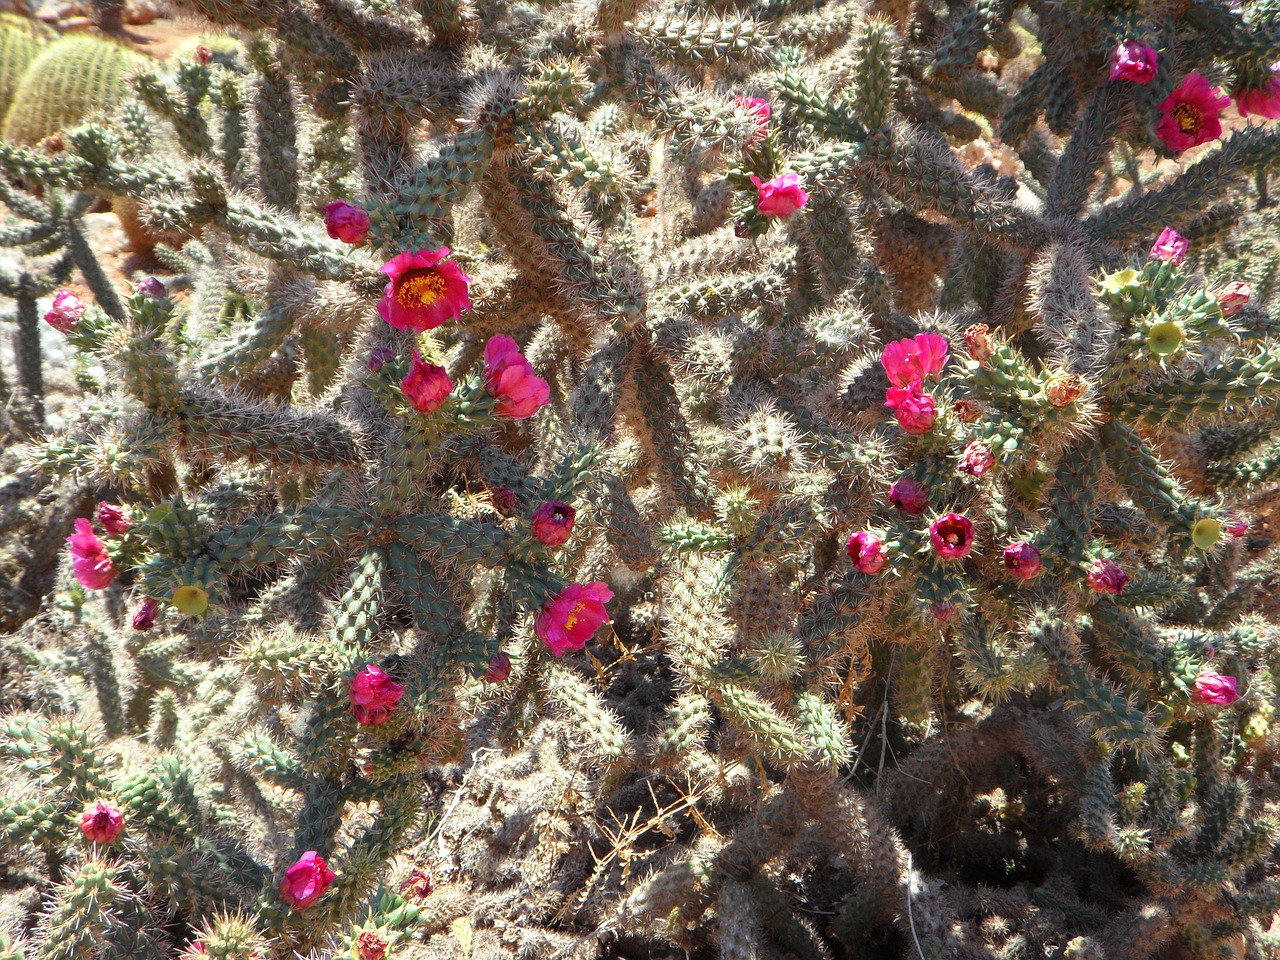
[
  {"xmin": 889, "ymin": 477, "xmax": 928, "ymax": 514},
  {"xmin": 44, "ymin": 289, "xmax": 87, "ymax": 334},
  {"xmin": 1108, "ymin": 41, "xmax": 1158, "ymax": 84},
  {"xmin": 1235, "ymin": 65, "xmax": 1280, "ymax": 119},
  {"xmin": 1086, "ymin": 558, "xmax": 1129, "ymax": 594},
  {"xmin": 79, "ymin": 801, "xmax": 124, "ymax": 844},
  {"xmin": 881, "ymin": 333, "xmax": 950, "ymax": 388},
  {"xmin": 531, "ymin": 501, "xmax": 576, "ymax": 547},
  {"xmin": 377, "ymin": 248, "xmax": 473, "ymax": 332},
  {"xmin": 137, "ymin": 277, "xmax": 166, "ymax": 298},
  {"xmin": 483, "ymin": 335, "xmax": 551, "ymax": 419},
  {"xmin": 349, "ymin": 663, "xmax": 406, "ymax": 727},
  {"xmin": 750, "ymin": 173, "xmax": 808, "ymax": 218},
  {"xmin": 1226, "ymin": 516, "xmax": 1250, "ymax": 538},
  {"xmin": 884, "ymin": 382, "xmax": 938, "ymax": 434},
  {"xmin": 535, "ymin": 581, "xmax": 613, "ymax": 656},
  {"xmin": 1003, "ymin": 541, "xmax": 1043, "ymax": 579},
  {"xmin": 67, "ymin": 518, "xmax": 115, "ymax": 590},
  {"xmin": 958, "ymin": 440, "xmax": 996, "ymax": 477},
  {"xmin": 323, "ymin": 200, "xmax": 371, "ymax": 245},
  {"xmin": 1155, "ymin": 73, "xmax": 1230, "ymax": 153},
  {"xmin": 735, "ymin": 96, "xmax": 770, "ymax": 146},
  {"xmin": 279, "ymin": 851, "xmax": 335, "ymax": 909},
  {"xmin": 1192, "ymin": 672, "xmax": 1239, "ymax": 705},
  {"xmin": 930, "ymin": 513, "xmax": 975, "ymax": 560},
  {"xmin": 131, "ymin": 597, "xmax": 159, "ymax": 632},
  {"xmin": 400, "ymin": 349, "xmax": 453, "ymax": 414},
  {"xmin": 96, "ymin": 503, "xmax": 129, "ymax": 536},
  {"xmin": 1150, "ymin": 227, "xmax": 1190, "ymax": 265},
  {"xmin": 1216, "ymin": 281, "xmax": 1252, "ymax": 316},
  {"xmin": 846, "ymin": 531, "xmax": 887, "ymax": 574},
  {"xmin": 482, "ymin": 652, "xmax": 512, "ymax": 684}
]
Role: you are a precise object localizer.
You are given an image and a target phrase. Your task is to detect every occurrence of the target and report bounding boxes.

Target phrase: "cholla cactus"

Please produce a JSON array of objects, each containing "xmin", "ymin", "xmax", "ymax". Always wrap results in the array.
[{"xmin": 3, "ymin": 0, "xmax": 1280, "ymax": 957}]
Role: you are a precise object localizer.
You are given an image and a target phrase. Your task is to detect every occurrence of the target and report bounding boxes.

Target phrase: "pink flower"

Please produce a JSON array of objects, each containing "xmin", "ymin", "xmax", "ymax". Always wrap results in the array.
[
  {"xmin": 483, "ymin": 335, "xmax": 550, "ymax": 419},
  {"xmin": 279, "ymin": 851, "xmax": 335, "ymax": 909},
  {"xmin": 1003, "ymin": 542, "xmax": 1042, "ymax": 579},
  {"xmin": 1216, "ymin": 281, "xmax": 1252, "ymax": 316},
  {"xmin": 67, "ymin": 518, "xmax": 115, "ymax": 590},
  {"xmin": 1226, "ymin": 516, "xmax": 1250, "ymax": 538},
  {"xmin": 137, "ymin": 277, "xmax": 166, "ymax": 298},
  {"xmin": 400, "ymin": 349, "xmax": 453, "ymax": 414},
  {"xmin": 401, "ymin": 869, "xmax": 433, "ymax": 900},
  {"xmin": 750, "ymin": 173, "xmax": 808, "ymax": 217},
  {"xmin": 846, "ymin": 531, "xmax": 887, "ymax": 574},
  {"xmin": 482, "ymin": 652, "xmax": 512, "ymax": 683},
  {"xmin": 1086, "ymin": 558, "xmax": 1129, "ymax": 594},
  {"xmin": 1155, "ymin": 72, "xmax": 1230, "ymax": 153},
  {"xmin": 531, "ymin": 501, "xmax": 576, "ymax": 547},
  {"xmin": 79, "ymin": 800, "xmax": 124, "ymax": 844},
  {"xmin": 322, "ymin": 200, "xmax": 370, "ymax": 245},
  {"xmin": 349, "ymin": 663, "xmax": 406, "ymax": 727},
  {"xmin": 131, "ymin": 597, "xmax": 159, "ymax": 631},
  {"xmin": 958, "ymin": 440, "xmax": 995, "ymax": 477},
  {"xmin": 735, "ymin": 96, "xmax": 770, "ymax": 146},
  {"xmin": 535, "ymin": 582, "xmax": 613, "ymax": 656},
  {"xmin": 930, "ymin": 513, "xmax": 975, "ymax": 560},
  {"xmin": 889, "ymin": 477, "xmax": 928, "ymax": 514},
  {"xmin": 881, "ymin": 333, "xmax": 950, "ymax": 387},
  {"xmin": 1109, "ymin": 41, "xmax": 1158, "ymax": 84},
  {"xmin": 1235, "ymin": 65, "xmax": 1280, "ymax": 119},
  {"xmin": 96, "ymin": 503, "xmax": 129, "ymax": 536},
  {"xmin": 884, "ymin": 382, "xmax": 937, "ymax": 434},
  {"xmin": 1192, "ymin": 672, "xmax": 1239, "ymax": 705},
  {"xmin": 44, "ymin": 289, "xmax": 86, "ymax": 333},
  {"xmin": 930, "ymin": 602, "xmax": 957, "ymax": 623},
  {"xmin": 377, "ymin": 249, "xmax": 473, "ymax": 332},
  {"xmin": 1149, "ymin": 227, "xmax": 1190, "ymax": 265}
]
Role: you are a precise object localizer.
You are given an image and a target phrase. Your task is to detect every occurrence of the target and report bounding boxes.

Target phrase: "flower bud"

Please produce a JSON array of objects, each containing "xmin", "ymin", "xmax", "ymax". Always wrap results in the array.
[
  {"xmin": 1086, "ymin": 558, "xmax": 1128, "ymax": 594},
  {"xmin": 958, "ymin": 440, "xmax": 995, "ymax": 477},
  {"xmin": 530, "ymin": 501, "xmax": 576, "ymax": 547},
  {"xmin": 1149, "ymin": 227, "xmax": 1189, "ymax": 265},
  {"xmin": 1216, "ymin": 281, "xmax": 1252, "ymax": 317},
  {"xmin": 1192, "ymin": 672, "xmax": 1238, "ymax": 705},
  {"xmin": 132, "ymin": 597, "xmax": 159, "ymax": 632},
  {"xmin": 846, "ymin": 531, "xmax": 887, "ymax": 574},
  {"xmin": 482, "ymin": 652, "xmax": 512, "ymax": 683},
  {"xmin": 97, "ymin": 502, "xmax": 130, "ymax": 535},
  {"xmin": 888, "ymin": 477, "xmax": 928, "ymax": 514},
  {"xmin": 323, "ymin": 200, "xmax": 371, "ymax": 245},
  {"xmin": 137, "ymin": 277, "xmax": 166, "ymax": 298},
  {"xmin": 44, "ymin": 289, "xmax": 87, "ymax": 334},
  {"xmin": 1003, "ymin": 541, "xmax": 1043, "ymax": 579},
  {"xmin": 963, "ymin": 324, "xmax": 994, "ymax": 363}
]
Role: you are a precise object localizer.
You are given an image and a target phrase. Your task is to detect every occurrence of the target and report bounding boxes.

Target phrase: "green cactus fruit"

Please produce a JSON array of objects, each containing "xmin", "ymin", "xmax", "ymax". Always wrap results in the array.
[
  {"xmin": 0, "ymin": 14, "xmax": 54, "ymax": 124},
  {"xmin": 1146, "ymin": 321, "xmax": 1184, "ymax": 357},
  {"xmin": 1191, "ymin": 517, "xmax": 1222, "ymax": 551},
  {"xmin": 3, "ymin": 34, "xmax": 150, "ymax": 146}
]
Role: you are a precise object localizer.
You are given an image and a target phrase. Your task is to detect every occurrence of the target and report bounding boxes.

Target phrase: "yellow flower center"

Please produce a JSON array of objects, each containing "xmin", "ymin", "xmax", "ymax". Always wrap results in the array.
[
  {"xmin": 1173, "ymin": 102, "xmax": 1201, "ymax": 135},
  {"xmin": 397, "ymin": 269, "xmax": 446, "ymax": 309},
  {"xmin": 563, "ymin": 600, "xmax": 587, "ymax": 631}
]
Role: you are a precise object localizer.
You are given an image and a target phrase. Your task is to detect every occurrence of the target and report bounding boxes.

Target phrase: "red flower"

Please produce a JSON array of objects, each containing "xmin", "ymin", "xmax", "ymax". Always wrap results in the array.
[
  {"xmin": 131, "ymin": 597, "xmax": 159, "ymax": 632},
  {"xmin": 279, "ymin": 851, "xmax": 335, "ymax": 909},
  {"xmin": 884, "ymin": 381, "xmax": 937, "ymax": 434},
  {"xmin": 482, "ymin": 652, "xmax": 512, "ymax": 683},
  {"xmin": 1155, "ymin": 73, "xmax": 1230, "ymax": 153},
  {"xmin": 1149, "ymin": 227, "xmax": 1189, "ymax": 265},
  {"xmin": 1226, "ymin": 516, "xmax": 1250, "ymax": 538},
  {"xmin": 97, "ymin": 503, "xmax": 129, "ymax": 535},
  {"xmin": 377, "ymin": 249, "xmax": 473, "ymax": 332},
  {"xmin": 535, "ymin": 582, "xmax": 613, "ymax": 656},
  {"xmin": 531, "ymin": 501, "xmax": 576, "ymax": 547},
  {"xmin": 322, "ymin": 200, "xmax": 370, "ymax": 245},
  {"xmin": 483, "ymin": 335, "xmax": 550, "ymax": 419},
  {"xmin": 930, "ymin": 513, "xmax": 975, "ymax": 560},
  {"xmin": 1216, "ymin": 281, "xmax": 1252, "ymax": 317},
  {"xmin": 881, "ymin": 333, "xmax": 950, "ymax": 388},
  {"xmin": 400, "ymin": 349, "xmax": 453, "ymax": 414},
  {"xmin": 846, "ymin": 531, "xmax": 887, "ymax": 574},
  {"xmin": 45, "ymin": 289, "xmax": 86, "ymax": 334},
  {"xmin": 349, "ymin": 663, "xmax": 406, "ymax": 727},
  {"xmin": 889, "ymin": 477, "xmax": 928, "ymax": 514},
  {"xmin": 1108, "ymin": 41, "xmax": 1158, "ymax": 84},
  {"xmin": 1235, "ymin": 65, "xmax": 1280, "ymax": 119},
  {"xmin": 958, "ymin": 441, "xmax": 995, "ymax": 477},
  {"xmin": 401, "ymin": 868, "xmax": 434, "ymax": 900},
  {"xmin": 1003, "ymin": 542, "xmax": 1042, "ymax": 579},
  {"xmin": 750, "ymin": 173, "xmax": 808, "ymax": 217},
  {"xmin": 1086, "ymin": 558, "xmax": 1129, "ymax": 594},
  {"xmin": 79, "ymin": 800, "xmax": 124, "ymax": 844},
  {"xmin": 1192, "ymin": 672, "xmax": 1239, "ymax": 705},
  {"xmin": 67, "ymin": 518, "xmax": 115, "ymax": 590}
]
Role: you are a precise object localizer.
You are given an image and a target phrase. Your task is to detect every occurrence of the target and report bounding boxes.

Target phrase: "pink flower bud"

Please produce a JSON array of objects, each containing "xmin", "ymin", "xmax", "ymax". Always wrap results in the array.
[
  {"xmin": 958, "ymin": 440, "xmax": 996, "ymax": 477},
  {"xmin": 1109, "ymin": 41, "xmax": 1158, "ymax": 84},
  {"xmin": 96, "ymin": 503, "xmax": 130, "ymax": 535},
  {"xmin": 66, "ymin": 518, "xmax": 115, "ymax": 590},
  {"xmin": 367, "ymin": 346, "xmax": 396, "ymax": 373},
  {"xmin": 884, "ymin": 381, "xmax": 937, "ymax": 434},
  {"xmin": 930, "ymin": 513, "xmax": 975, "ymax": 560},
  {"xmin": 45, "ymin": 289, "xmax": 87, "ymax": 333},
  {"xmin": 1226, "ymin": 516, "xmax": 1250, "ymax": 538},
  {"xmin": 963, "ymin": 324, "xmax": 994, "ymax": 363},
  {"xmin": 79, "ymin": 800, "xmax": 124, "ymax": 844},
  {"xmin": 530, "ymin": 501, "xmax": 576, "ymax": 547},
  {"xmin": 881, "ymin": 333, "xmax": 950, "ymax": 387},
  {"xmin": 1216, "ymin": 281, "xmax": 1252, "ymax": 316},
  {"xmin": 483, "ymin": 335, "xmax": 550, "ymax": 419},
  {"xmin": 482, "ymin": 652, "xmax": 512, "ymax": 683},
  {"xmin": 846, "ymin": 531, "xmax": 887, "ymax": 574},
  {"xmin": 1149, "ymin": 227, "xmax": 1189, "ymax": 265},
  {"xmin": 1086, "ymin": 558, "xmax": 1129, "ymax": 594},
  {"xmin": 491, "ymin": 486, "xmax": 519, "ymax": 516},
  {"xmin": 137, "ymin": 277, "xmax": 166, "ymax": 297},
  {"xmin": 1191, "ymin": 672, "xmax": 1239, "ymax": 705},
  {"xmin": 749, "ymin": 173, "xmax": 808, "ymax": 218},
  {"xmin": 535, "ymin": 582, "xmax": 613, "ymax": 656},
  {"xmin": 888, "ymin": 477, "xmax": 928, "ymax": 514},
  {"xmin": 349, "ymin": 663, "xmax": 406, "ymax": 727},
  {"xmin": 322, "ymin": 200, "xmax": 370, "ymax": 245},
  {"xmin": 356, "ymin": 931, "xmax": 389, "ymax": 960},
  {"xmin": 132, "ymin": 597, "xmax": 159, "ymax": 632},
  {"xmin": 1003, "ymin": 541, "xmax": 1042, "ymax": 579},
  {"xmin": 400, "ymin": 349, "xmax": 453, "ymax": 414},
  {"xmin": 279, "ymin": 851, "xmax": 335, "ymax": 909}
]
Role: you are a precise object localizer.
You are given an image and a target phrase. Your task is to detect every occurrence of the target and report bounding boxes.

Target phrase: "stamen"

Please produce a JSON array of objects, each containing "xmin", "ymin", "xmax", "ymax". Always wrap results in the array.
[{"xmin": 397, "ymin": 269, "xmax": 447, "ymax": 308}]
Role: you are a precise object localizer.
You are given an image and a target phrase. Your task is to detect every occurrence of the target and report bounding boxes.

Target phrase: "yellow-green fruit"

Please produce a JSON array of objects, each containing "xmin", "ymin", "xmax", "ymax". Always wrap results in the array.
[
  {"xmin": 3, "ymin": 35, "xmax": 150, "ymax": 145},
  {"xmin": 1146, "ymin": 321, "xmax": 1184, "ymax": 357},
  {"xmin": 0, "ymin": 14, "xmax": 54, "ymax": 123},
  {"xmin": 172, "ymin": 585, "xmax": 209, "ymax": 617},
  {"xmin": 1191, "ymin": 517, "xmax": 1222, "ymax": 551}
]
